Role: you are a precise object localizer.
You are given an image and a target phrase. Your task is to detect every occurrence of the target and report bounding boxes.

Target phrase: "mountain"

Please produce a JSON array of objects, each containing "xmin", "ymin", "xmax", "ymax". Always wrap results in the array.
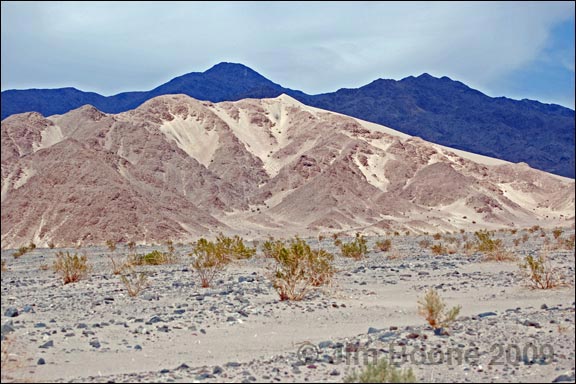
[
  {"xmin": 2, "ymin": 63, "xmax": 574, "ymax": 178},
  {"xmin": 1, "ymin": 94, "xmax": 573, "ymax": 248}
]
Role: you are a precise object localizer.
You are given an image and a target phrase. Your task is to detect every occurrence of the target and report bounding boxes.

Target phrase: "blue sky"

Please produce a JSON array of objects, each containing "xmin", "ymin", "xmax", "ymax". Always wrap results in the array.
[{"xmin": 1, "ymin": 1, "xmax": 574, "ymax": 108}]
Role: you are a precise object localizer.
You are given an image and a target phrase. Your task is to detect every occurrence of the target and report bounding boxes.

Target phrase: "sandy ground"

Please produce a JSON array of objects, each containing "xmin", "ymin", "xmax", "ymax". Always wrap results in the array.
[{"xmin": 1, "ymin": 228, "xmax": 574, "ymax": 383}]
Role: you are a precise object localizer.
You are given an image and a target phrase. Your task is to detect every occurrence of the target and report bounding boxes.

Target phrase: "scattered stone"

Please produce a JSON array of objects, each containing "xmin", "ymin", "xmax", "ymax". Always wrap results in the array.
[
  {"xmin": 89, "ymin": 339, "xmax": 101, "ymax": 349},
  {"xmin": 37, "ymin": 358, "xmax": 46, "ymax": 365},
  {"xmin": 22, "ymin": 305, "xmax": 35, "ymax": 313},
  {"xmin": 330, "ymin": 369, "xmax": 340, "ymax": 376},
  {"xmin": 553, "ymin": 373, "xmax": 575, "ymax": 383},
  {"xmin": 4, "ymin": 307, "xmax": 18, "ymax": 318},
  {"xmin": 1, "ymin": 320, "xmax": 15, "ymax": 335},
  {"xmin": 367, "ymin": 327, "xmax": 380, "ymax": 334},
  {"xmin": 39, "ymin": 340, "xmax": 54, "ymax": 349},
  {"xmin": 213, "ymin": 366, "xmax": 223, "ymax": 375},
  {"xmin": 478, "ymin": 312, "xmax": 497, "ymax": 318},
  {"xmin": 134, "ymin": 344, "xmax": 142, "ymax": 351}
]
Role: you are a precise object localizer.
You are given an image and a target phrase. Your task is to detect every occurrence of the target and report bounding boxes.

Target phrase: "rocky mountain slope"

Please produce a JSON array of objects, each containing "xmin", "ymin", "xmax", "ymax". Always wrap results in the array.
[
  {"xmin": 1, "ymin": 94, "xmax": 574, "ymax": 248},
  {"xmin": 2, "ymin": 63, "xmax": 573, "ymax": 178}
]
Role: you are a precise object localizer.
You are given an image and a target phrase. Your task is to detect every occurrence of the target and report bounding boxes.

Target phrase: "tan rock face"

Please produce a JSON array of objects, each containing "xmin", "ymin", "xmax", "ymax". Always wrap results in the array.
[{"xmin": 1, "ymin": 94, "xmax": 574, "ymax": 248}]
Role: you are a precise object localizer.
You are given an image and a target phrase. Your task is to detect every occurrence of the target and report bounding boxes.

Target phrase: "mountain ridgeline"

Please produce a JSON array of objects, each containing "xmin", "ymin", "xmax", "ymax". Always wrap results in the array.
[{"xmin": 1, "ymin": 62, "xmax": 574, "ymax": 177}]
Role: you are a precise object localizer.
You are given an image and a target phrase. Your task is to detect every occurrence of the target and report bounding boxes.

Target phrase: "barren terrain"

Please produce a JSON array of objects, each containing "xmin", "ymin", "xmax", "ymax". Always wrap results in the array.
[{"xmin": 1, "ymin": 228, "xmax": 574, "ymax": 383}]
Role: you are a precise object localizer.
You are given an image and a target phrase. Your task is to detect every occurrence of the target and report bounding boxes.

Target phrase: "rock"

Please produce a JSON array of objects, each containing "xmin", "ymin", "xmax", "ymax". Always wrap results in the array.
[
  {"xmin": 39, "ymin": 340, "xmax": 54, "ymax": 349},
  {"xmin": 89, "ymin": 339, "xmax": 101, "ymax": 348},
  {"xmin": 195, "ymin": 373, "xmax": 213, "ymax": 380},
  {"xmin": 553, "ymin": 373, "xmax": 575, "ymax": 383},
  {"xmin": 522, "ymin": 320, "xmax": 541, "ymax": 328},
  {"xmin": 37, "ymin": 358, "xmax": 46, "ymax": 365},
  {"xmin": 367, "ymin": 327, "xmax": 380, "ymax": 334},
  {"xmin": 4, "ymin": 307, "xmax": 18, "ymax": 317},
  {"xmin": 147, "ymin": 316, "xmax": 163, "ymax": 324},
  {"xmin": 1, "ymin": 320, "xmax": 15, "ymax": 335},
  {"xmin": 237, "ymin": 310, "xmax": 249, "ymax": 317},
  {"xmin": 226, "ymin": 362, "xmax": 241, "ymax": 368},
  {"xmin": 318, "ymin": 341, "xmax": 334, "ymax": 349},
  {"xmin": 22, "ymin": 305, "xmax": 35, "ymax": 313},
  {"xmin": 540, "ymin": 303, "xmax": 548, "ymax": 310},
  {"xmin": 134, "ymin": 344, "xmax": 142, "ymax": 351},
  {"xmin": 478, "ymin": 312, "xmax": 497, "ymax": 318},
  {"xmin": 157, "ymin": 325, "xmax": 170, "ymax": 332},
  {"xmin": 330, "ymin": 369, "xmax": 340, "ymax": 376},
  {"xmin": 378, "ymin": 332, "xmax": 397, "ymax": 341},
  {"xmin": 226, "ymin": 316, "xmax": 237, "ymax": 322},
  {"xmin": 173, "ymin": 309, "xmax": 186, "ymax": 315},
  {"xmin": 160, "ymin": 369, "xmax": 170, "ymax": 374},
  {"xmin": 176, "ymin": 363, "xmax": 190, "ymax": 370},
  {"xmin": 434, "ymin": 328, "xmax": 450, "ymax": 336},
  {"xmin": 34, "ymin": 323, "xmax": 47, "ymax": 328},
  {"xmin": 406, "ymin": 333, "xmax": 420, "ymax": 339},
  {"xmin": 76, "ymin": 323, "xmax": 88, "ymax": 329},
  {"xmin": 213, "ymin": 366, "xmax": 223, "ymax": 375}
]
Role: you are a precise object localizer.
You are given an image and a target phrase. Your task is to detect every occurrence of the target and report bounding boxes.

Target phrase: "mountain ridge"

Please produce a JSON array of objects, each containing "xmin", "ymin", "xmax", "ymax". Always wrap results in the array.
[
  {"xmin": 2, "ymin": 94, "xmax": 573, "ymax": 248},
  {"xmin": 2, "ymin": 62, "xmax": 574, "ymax": 178}
]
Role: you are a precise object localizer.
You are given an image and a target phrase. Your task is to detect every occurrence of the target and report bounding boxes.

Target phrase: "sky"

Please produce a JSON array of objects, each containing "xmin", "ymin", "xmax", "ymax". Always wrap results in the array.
[{"xmin": 1, "ymin": 1, "xmax": 574, "ymax": 108}]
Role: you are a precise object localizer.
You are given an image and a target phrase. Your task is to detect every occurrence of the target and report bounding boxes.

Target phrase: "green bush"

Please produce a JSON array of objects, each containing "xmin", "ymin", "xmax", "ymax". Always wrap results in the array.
[
  {"xmin": 52, "ymin": 251, "xmax": 91, "ymax": 284},
  {"xmin": 131, "ymin": 250, "xmax": 175, "ymax": 266},
  {"xmin": 519, "ymin": 251, "xmax": 567, "ymax": 289},
  {"xmin": 374, "ymin": 239, "xmax": 392, "ymax": 252},
  {"xmin": 215, "ymin": 233, "xmax": 256, "ymax": 260},
  {"xmin": 271, "ymin": 237, "xmax": 335, "ymax": 301},
  {"xmin": 340, "ymin": 233, "xmax": 368, "ymax": 259},
  {"xmin": 417, "ymin": 288, "xmax": 461, "ymax": 330},
  {"xmin": 190, "ymin": 238, "xmax": 228, "ymax": 288},
  {"xmin": 344, "ymin": 358, "xmax": 416, "ymax": 383}
]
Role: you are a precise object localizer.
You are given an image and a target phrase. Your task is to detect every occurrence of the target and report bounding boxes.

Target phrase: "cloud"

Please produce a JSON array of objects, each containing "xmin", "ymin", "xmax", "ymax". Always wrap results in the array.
[{"xmin": 1, "ymin": 1, "xmax": 574, "ymax": 107}]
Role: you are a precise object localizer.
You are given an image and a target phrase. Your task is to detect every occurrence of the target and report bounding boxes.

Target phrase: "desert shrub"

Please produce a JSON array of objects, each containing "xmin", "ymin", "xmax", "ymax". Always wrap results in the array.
[
  {"xmin": 48, "ymin": 242, "xmax": 56, "ymax": 249},
  {"xmin": 475, "ymin": 230, "xmax": 515, "ymax": 262},
  {"xmin": 519, "ymin": 251, "xmax": 568, "ymax": 290},
  {"xmin": 39, "ymin": 263, "xmax": 50, "ymax": 271},
  {"xmin": 340, "ymin": 233, "xmax": 368, "ymax": 260},
  {"xmin": 418, "ymin": 239, "xmax": 431, "ymax": 249},
  {"xmin": 374, "ymin": 239, "xmax": 392, "ymax": 252},
  {"xmin": 1, "ymin": 260, "xmax": 6, "ymax": 271},
  {"xmin": 131, "ymin": 250, "xmax": 175, "ymax": 266},
  {"xmin": 528, "ymin": 225, "xmax": 540, "ymax": 233},
  {"xmin": 430, "ymin": 243, "xmax": 448, "ymax": 256},
  {"xmin": 271, "ymin": 237, "xmax": 335, "ymax": 301},
  {"xmin": 513, "ymin": 238, "xmax": 521, "ymax": 247},
  {"xmin": 126, "ymin": 241, "xmax": 137, "ymax": 252},
  {"xmin": 432, "ymin": 233, "xmax": 442, "ymax": 240},
  {"xmin": 521, "ymin": 233, "xmax": 529, "ymax": 243},
  {"xmin": 344, "ymin": 358, "xmax": 416, "ymax": 383},
  {"xmin": 120, "ymin": 270, "xmax": 148, "ymax": 297},
  {"xmin": 165, "ymin": 240, "xmax": 175, "ymax": 254},
  {"xmin": 560, "ymin": 234, "xmax": 575, "ymax": 250},
  {"xmin": 106, "ymin": 240, "xmax": 117, "ymax": 252},
  {"xmin": 262, "ymin": 237, "xmax": 284, "ymax": 258},
  {"xmin": 52, "ymin": 251, "xmax": 91, "ymax": 284},
  {"xmin": 552, "ymin": 228, "xmax": 563, "ymax": 240},
  {"xmin": 417, "ymin": 288, "xmax": 461, "ymax": 330},
  {"xmin": 190, "ymin": 238, "xmax": 228, "ymax": 288},
  {"xmin": 108, "ymin": 255, "xmax": 130, "ymax": 275},
  {"xmin": 28, "ymin": 242, "xmax": 36, "ymax": 250},
  {"xmin": 215, "ymin": 233, "xmax": 256, "ymax": 260},
  {"xmin": 12, "ymin": 246, "xmax": 30, "ymax": 258}
]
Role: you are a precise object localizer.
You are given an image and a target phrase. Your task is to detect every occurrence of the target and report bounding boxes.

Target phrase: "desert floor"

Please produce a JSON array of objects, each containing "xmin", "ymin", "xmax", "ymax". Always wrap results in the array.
[{"xmin": 1, "ymin": 228, "xmax": 575, "ymax": 383}]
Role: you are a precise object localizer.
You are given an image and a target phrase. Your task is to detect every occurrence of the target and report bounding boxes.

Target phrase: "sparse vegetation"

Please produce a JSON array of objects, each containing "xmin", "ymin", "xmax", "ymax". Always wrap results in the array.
[
  {"xmin": 433, "ymin": 233, "xmax": 442, "ymax": 240},
  {"xmin": 430, "ymin": 243, "xmax": 448, "ymax": 256},
  {"xmin": 417, "ymin": 288, "xmax": 461, "ymax": 331},
  {"xmin": 552, "ymin": 228, "xmax": 563, "ymax": 240},
  {"xmin": 12, "ymin": 246, "xmax": 30, "ymax": 258},
  {"xmin": 215, "ymin": 233, "xmax": 256, "ymax": 260},
  {"xmin": 475, "ymin": 230, "xmax": 515, "ymax": 262},
  {"xmin": 108, "ymin": 255, "xmax": 130, "ymax": 275},
  {"xmin": 1, "ymin": 260, "xmax": 6, "ymax": 271},
  {"xmin": 190, "ymin": 238, "xmax": 228, "ymax": 288},
  {"xmin": 270, "ymin": 237, "xmax": 335, "ymax": 301},
  {"xmin": 374, "ymin": 239, "xmax": 392, "ymax": 252},
  {"xmin": 418, "ymin": 239, "xmax": 432, "ymax": 249},
  {"xmin": 119, "ymin": 270, "xmax": 148, "ymax": 297},
  {"xmin": 519, "ymin": 250, "xmax": 568, "ymax": 290},
  {"xmin": 48, "ymin": 242, "xmax": 56, "ymax": 249},
  {"xmin": 262, "ymin": 237, "xmax": 284, "ymax": 258},
  {"xmin": 106, "ymin": 239, "xmax": 117, "ymax": 252},
  {"xmin": 131, "ymin": 250, "xmax": 176, "ymax": 266},
  {"xmin": 344, "ymin": 358, "xmax": 416, "ymax": 383},
  {"xmin": 340, "ymin": 233, "xmax": 368, "ymax": 260},
  {"xmin": 52, "ymin": 251, "xmax": 91, "ymax": 284}
]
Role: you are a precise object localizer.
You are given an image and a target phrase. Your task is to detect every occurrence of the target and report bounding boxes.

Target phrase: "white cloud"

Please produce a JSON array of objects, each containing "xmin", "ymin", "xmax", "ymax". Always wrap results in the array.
[{"xmin": 1, "ymin": 1, "xmax": 574, "ymax": 107}]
